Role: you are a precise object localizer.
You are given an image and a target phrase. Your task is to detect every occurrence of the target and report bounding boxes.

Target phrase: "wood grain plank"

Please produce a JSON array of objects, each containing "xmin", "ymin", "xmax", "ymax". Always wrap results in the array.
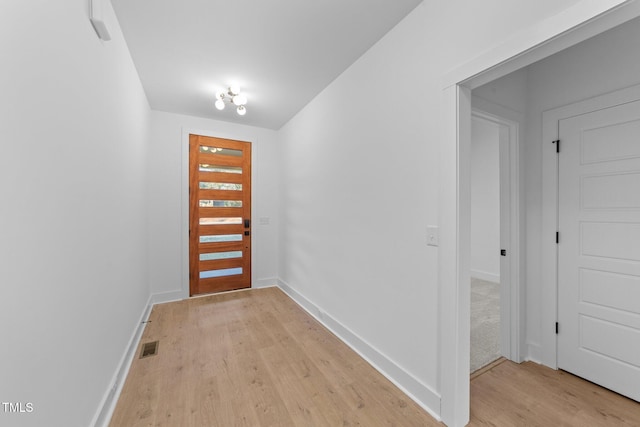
[
  {"xmin": 197, "ymin": 152, "xmax": 243, "ymax": 167},
  {"xmin": 198, "ymin": 171, "xmax": 244, "ymax": 184},
  {"xmin": 109, "ymin": 288, "xmax": 441, "ymax": 427},
  {"xmin": 111, "ymin": 288, "xmax": 640, "ymax": 427},
  {"xmin": 470, "ymin": 360, "xmax": 640, "ymax": 426}
]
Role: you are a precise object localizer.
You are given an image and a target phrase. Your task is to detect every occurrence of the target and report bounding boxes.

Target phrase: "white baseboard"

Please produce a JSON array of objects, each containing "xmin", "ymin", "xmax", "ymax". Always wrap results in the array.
[
  {"xmin": 92, "ymin": 295, "xmax": 153, "ymax": 427},
  {"xmin": 92, "ymin": 280, "xmax": 272, "ymax": 426},
  {"xmin": 276, "ymin": 279, "xmax": 441, "ymax": 421},
  {"xmin": 150, "ymin": 278, "xmax": 279, "ymax": 302},
  {"xmin": 525, "ymin": 342, "xmax": 542, "ymax": 364},
  {"xmin": 152, "ymin": 289, "xmax": 185, "ymax": 305},
  {"xmin": 95, "ymin": 279, "xmax": 442, "ymax": 425},
  {"xmin": 470, "ymin": 269, "xmax": 500, "ymax": 283},
  {"xmin": 254, "ymin": 277, "xmax": 278, "ymax": 289}
]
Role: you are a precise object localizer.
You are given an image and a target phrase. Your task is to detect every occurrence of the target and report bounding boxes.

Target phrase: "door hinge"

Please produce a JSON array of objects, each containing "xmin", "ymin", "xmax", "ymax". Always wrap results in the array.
[
  {"xmin": 553, "ymin": 139, "xmax": 560, "ymax": 153},
  {"xmin": 556, "ymin": 231, "xmax": 559, "ymax": 244},
  {"xmin": 500, "ymin": 249, "xmax": 507, "ymax": 256},
  {"xmin": 556, "ymin": 322, "xmax": 559, "ymax": 334}
]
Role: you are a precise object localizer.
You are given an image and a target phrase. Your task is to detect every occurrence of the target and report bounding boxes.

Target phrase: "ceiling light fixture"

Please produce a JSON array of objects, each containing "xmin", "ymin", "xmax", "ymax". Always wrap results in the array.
[{"xmin": 215, "ymin": 87, "xmax": 248, "ymax": 116}]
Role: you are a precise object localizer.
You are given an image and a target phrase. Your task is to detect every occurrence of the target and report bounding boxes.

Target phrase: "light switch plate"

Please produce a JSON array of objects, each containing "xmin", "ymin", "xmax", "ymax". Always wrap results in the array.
[{"xmin": 427, "ymin": 226, "xmax": 439, "ymax": 246}]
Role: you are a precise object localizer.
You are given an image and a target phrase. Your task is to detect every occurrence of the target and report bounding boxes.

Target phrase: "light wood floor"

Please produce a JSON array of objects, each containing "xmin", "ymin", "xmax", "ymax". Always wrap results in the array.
[
  {"xmin": 109, "ymin": 287, "xmax": 441, "ymax": 426},
  {"xmin": 110, "ymin": 287, "xmax": 640, "ymax": 426},
  {"xmin": 470, "ymin": 358, "xmax": 640, "ymax": 426}
]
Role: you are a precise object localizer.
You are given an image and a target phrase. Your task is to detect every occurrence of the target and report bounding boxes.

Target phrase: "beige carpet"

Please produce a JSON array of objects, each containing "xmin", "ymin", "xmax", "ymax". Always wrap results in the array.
[{"xmin": 470, "ymin": 277, "xmax": 501, "ymax": 373}]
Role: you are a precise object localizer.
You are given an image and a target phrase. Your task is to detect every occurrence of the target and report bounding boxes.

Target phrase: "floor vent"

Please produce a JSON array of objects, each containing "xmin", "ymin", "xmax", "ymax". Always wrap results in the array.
[{"xmin": 139, "ymin": 341, "xmax": 159, "ymax": 359}]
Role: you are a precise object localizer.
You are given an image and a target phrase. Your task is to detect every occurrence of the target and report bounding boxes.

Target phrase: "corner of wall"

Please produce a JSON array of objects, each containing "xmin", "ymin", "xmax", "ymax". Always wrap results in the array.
[
  {"xmin": 275, "ymin": 278, "xmax": 442, "ymax": 421},
  {"xmin": 151, "ymin": 290, "xmax": 186, "ymax": 305},
  {"xmin": 254, "ymin": 278, "xmax": 279, "ymax": 289}
]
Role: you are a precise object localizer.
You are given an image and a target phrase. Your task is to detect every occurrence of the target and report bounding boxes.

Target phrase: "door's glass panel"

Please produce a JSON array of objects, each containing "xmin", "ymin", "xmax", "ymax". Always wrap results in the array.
[
  {"xmin": 199, "ymin": 200, "xmax": 243, "ymax": 208},
  {"xmin": 199, "ymin": 217, "xmax": 243, "ymax": 225},
  {"xmin": 200, "ymin": 234, "xmax": 242, "ymax": 243},
  {"xmin": 199, "ymin": 164, "xmax": 242, "ymax": 174},
  {"xmin": 199, "ymin": 146, "xmax": 242, "ymax": 157},
  {"xmin": 200, "ymin": 267, "xmax": 243, "ymax": 279},
  {"xmin": 200, "ymin": 251, "xmax": 243, "ymax": 261},
  {"xmin": 199, "ymin": 182, "xmax": 243, "ymax": 191}
]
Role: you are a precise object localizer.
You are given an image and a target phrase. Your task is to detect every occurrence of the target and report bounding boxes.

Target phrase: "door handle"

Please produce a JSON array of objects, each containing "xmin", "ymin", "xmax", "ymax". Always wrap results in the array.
[{"xmin": 244, "ymin": 219, "xmax": 250, "ymax": 228}]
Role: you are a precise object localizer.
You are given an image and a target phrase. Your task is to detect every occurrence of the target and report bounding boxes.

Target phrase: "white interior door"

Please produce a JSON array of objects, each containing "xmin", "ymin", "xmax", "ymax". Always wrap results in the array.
[{"xmin": 557, "ymin": 98, "xmax": 640, "ymax": 401}]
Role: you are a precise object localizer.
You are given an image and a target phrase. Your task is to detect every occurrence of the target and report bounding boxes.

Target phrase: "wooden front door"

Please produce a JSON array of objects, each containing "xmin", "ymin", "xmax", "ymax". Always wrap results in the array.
[{"xmin": 189, "ymin": 134, "xmax": 251, "ymax": 295}]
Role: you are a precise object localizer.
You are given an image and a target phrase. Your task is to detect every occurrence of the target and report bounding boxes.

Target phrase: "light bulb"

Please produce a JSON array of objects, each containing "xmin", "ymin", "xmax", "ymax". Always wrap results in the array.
[
  {"xmin": 215, "ymin": 90, "xmax": 225, "ymax": 100},
  {"xmin": 215, "ymin": 99, "xmax": 225, "ymax": 110},
  {"xmin": 237, "ymin": 105, "xmax": 246, "ymax": 116},
  {"xmin": 229, "ymin": 85, "xmax": 240, "ymax": 96},
  {"xmin": 233, "ymin": 94, "xmax": 247, "ymax": 106}
]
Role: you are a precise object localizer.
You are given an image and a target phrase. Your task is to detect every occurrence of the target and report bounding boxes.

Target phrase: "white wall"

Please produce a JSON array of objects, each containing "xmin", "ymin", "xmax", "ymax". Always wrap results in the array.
[
  {"xmin": 0, "ymin": 1, "xmax": 150, "ymax": 426},
  {"xmin": 148, "ymin": 111, "xmax": 279, "ymax": 300},
  {"xmin": 473, "ymin": 15, "xmax": 640, "ymax": 362},
  {"xmin": 470, "ymin": 118, "xmax": 501, "ymax": 282},
  {"xmin": 278, "ymin": 2, "xmax": 440, "ymax": 408},
  {"xmin": 276, "ymin": 0, "xmax": 593, "ymax": 418}
]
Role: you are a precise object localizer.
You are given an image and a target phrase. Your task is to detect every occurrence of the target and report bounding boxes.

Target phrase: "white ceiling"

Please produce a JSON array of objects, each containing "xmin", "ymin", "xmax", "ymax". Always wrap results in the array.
[{"xmin": 110, "ymin": 0, "xmax": 422, "ymax": 129}]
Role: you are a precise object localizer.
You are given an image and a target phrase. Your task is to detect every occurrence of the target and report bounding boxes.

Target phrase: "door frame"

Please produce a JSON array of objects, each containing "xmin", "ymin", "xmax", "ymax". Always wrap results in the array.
[
  {"xmin": 180, "ymin": 128, "xmax": 258, "ymax": 300},
  {"xmin": 541, "ymin": 82, "xmax": 640, "ymax": 368},
  {"xmin": 439, "ymin": 2, "xmax": 640, "ymax": 426},
  {"xmin": 471, "ymin": 105, "xmax": 523, "ymax": 363}
]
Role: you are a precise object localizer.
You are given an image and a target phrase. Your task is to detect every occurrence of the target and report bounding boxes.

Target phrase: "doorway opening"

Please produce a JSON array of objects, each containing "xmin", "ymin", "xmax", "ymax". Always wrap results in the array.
[
  {"xmin": 470, "ymin": 114, "xmax": 504, "ymax": 373},
  {"xmin": 440, "ymin": 3, "xmax": 640, "ymax": 426},
  {"xmin": 469, "ymin": 107, "xmax": 521, "ymax": 374}
]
